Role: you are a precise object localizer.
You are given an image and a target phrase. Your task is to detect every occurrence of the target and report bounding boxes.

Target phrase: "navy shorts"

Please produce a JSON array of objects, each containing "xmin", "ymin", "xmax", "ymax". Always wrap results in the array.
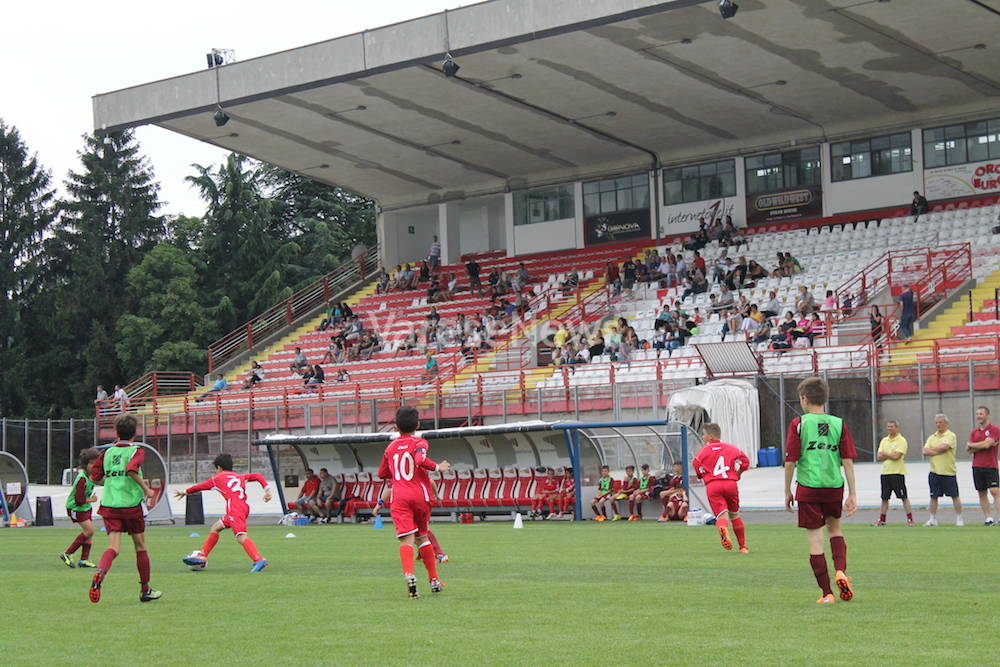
[
  {"xmin": 880, "ymin": 474, "xmax": 908, "ymax": 501},
  {"xmin": 928, "ymin": 472, "xmax": 959, "ymax": 498}
]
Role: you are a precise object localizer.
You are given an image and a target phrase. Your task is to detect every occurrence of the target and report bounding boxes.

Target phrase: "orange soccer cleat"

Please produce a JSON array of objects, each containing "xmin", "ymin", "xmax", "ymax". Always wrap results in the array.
[
  {"xmin": 717, "ymin": 525, "xmax": 733, "ymax": 550},
  {"xmin": 835, "ymin": 570, "xmax": 854, "ymax": 601},
  {"xmin": 816, "ymin": 593, "xmax": 836, "ymax": 604},
  {"xmin": 738, "ymin": 546, "xmax": 750, "ymax": 554}
]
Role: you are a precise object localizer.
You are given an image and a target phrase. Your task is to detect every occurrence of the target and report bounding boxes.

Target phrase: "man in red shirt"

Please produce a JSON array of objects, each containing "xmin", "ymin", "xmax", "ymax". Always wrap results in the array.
[
  {"xmin": 293, "ymin": 469, "xmax": 320, "ymax": 519},
  {"xmin": 966, "ymin": 405, "xmax": 1000, "ymax": 525},
  {"xmin": 174, "ymin": 454, "xmax": 272, "ymax": 571},
  {"xmin": 692, "ymin": 423, "xmax": 751, "ymax": 553},
  {"xmin": 377, "ymin": 406, "xmax": 451, "ymax": 598}
]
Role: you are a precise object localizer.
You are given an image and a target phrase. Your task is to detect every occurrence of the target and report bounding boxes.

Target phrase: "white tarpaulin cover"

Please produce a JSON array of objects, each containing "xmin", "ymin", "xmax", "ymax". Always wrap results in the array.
[{"xmin": 667, "ymin": 379, "xmax": 761, "ymax": 466}]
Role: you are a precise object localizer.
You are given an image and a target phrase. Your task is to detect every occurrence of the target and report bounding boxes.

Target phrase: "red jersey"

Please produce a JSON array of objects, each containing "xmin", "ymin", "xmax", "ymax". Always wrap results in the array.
[
  {"xmin": 185, "ymin": 472, "xmax": 269, "ymax": 519},
  {"xmin": 692, "ymin": 441, "xmax": 750, "ymax": 485},
  {"xmin": 560, "ymin": 475, "xmax": 575, "ymax": 492},
  {"xmin": 300, "ymin": 475, "xmax": 321, "ymax": 497},
  {"xmin": 539, "ymin": 476, "xmax": 560, "ymax": 493},
  {"xmin": 377, "ymin": 435, "xmax": 439, "ymax": 503},
  {"xmin": 969, "ymin": 424, "xmax": 1000, "ymax": 468},
  {"xmin": 620, "ymin": 475, "xmax": 639, "ymax": 494}
]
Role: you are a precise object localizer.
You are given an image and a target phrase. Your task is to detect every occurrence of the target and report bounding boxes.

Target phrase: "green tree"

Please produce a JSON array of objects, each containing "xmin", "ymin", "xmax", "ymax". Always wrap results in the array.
[{"xmin": 0, "ymin": 120, "xmax": 57, "ymax": 415}]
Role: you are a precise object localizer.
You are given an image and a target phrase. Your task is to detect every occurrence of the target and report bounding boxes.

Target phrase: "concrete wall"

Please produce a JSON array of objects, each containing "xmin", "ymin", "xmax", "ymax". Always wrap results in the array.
[
  {"xmin": 382, "ymin": 206, "xmax": 438, "ymax": 268},
  {"xmin": 512, "ymin": 217, "xmax": 579, "ymax": 256}
]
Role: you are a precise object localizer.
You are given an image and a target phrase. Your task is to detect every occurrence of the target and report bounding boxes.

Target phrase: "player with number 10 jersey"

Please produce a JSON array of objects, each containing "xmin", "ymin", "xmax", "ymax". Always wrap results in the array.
[{"xmin": 692, "ymin": 423, "xmax": 751, "ymax": 553}]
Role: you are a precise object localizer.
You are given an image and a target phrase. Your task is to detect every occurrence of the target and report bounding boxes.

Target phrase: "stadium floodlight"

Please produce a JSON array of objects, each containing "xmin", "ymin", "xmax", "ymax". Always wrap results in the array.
[
  {"xmin": 205, "ymin": 48, "xmax": 234, "ymax": 69},
  {"xmin": 442, "ymin": 53, "xmax": 460, "ymax": 77},
  {"xmin": 213, "ymin": 106, "xmax": 230, "ymax": 127},
  {"xmin": 719, "ymin": 0, "xmax": 738, "ymax": 19}
]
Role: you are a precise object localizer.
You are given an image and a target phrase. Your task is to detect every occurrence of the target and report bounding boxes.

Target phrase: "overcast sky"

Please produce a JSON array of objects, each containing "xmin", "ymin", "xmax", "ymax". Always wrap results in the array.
[{"xmin": 2, "ymin": 0, "xmax": 461, "ymax": 217}]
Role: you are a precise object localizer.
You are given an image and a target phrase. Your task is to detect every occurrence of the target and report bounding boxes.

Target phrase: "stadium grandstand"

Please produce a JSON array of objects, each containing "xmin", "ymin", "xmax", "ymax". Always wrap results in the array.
[{"xmin": 8, "ymin": 0, "xmax": 1000, "ymax": 517}]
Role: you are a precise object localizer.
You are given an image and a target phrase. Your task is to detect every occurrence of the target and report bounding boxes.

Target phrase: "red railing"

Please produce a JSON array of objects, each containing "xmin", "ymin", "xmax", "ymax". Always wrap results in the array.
[
  {"xmin": 207, "ymin": 245, "xmax": 379, "ymax": 372},
  {"xmin": 125, "ymin": 371, "xmax": 201, "ymax": 399},
  {"xmin": 909, "ymin": 244, "xmax": 972, "ymax": 317}
]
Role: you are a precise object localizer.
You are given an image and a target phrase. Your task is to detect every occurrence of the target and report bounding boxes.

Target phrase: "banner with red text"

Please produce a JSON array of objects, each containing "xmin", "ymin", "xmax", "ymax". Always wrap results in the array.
[{"xmin": 925, "ymin": 159, "xmax": 1000, "ymax": 200}]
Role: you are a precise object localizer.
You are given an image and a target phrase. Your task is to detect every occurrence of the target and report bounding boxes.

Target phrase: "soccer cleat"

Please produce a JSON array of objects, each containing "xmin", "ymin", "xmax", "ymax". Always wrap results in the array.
[
  {"xmin": 89, "ymin": 571, "xmax": 104, "ymax": 603},
  {"xmin": 59, "ymin": 553, "xmax": 76, "ymax": 568},
  {"xmin": 77, "ymin": 559, "xmax": 96, "ymax": 568},
  {"xmin": 436, "ymin": 553, "xmax": 449, "ymax": 564},
  {"xmin": 250, "ymin": 559, "xmax": 269, "ymax": 573},
  {"xmin": 985, "ymin": 518, "xmax": 996, "ymax": 526},
  {"xmin": 627, "ymin": 514, "xmax": 640, "ymax": 521},
  {"xmin": 718, "ymin": 525, "xmax": 733, "ymax": 551},
  {"xmin": 871, "ymin": 520, "xmax": 886, "ymax": 526},
  {"xmin": 611, "ymin": 514, "xmax": 622, "ymax": 522},
  {"xmin": 593, "ymin": 515, "xmax": 605, "ymax": 522},
  {"xmin": 139, "ymin": 588, "xmax": 162, "ymax": 602},
  {"xmin": 545, "ymin": 513, "xmax": 556, "ymax": 520},
  {"xmin": 182, "ymin": 551, "xmax": 207, "ymax": 567},
  {"xmin": 429, "ymin": 577, "xmax": 444, "ymax": 593},
  {"xmin": 924, "ymin": 517, "xmax": 938, "ymax": 527},
  {"xmin": 956, "ymin": 516, "xmax": 965, "ymax": 527},
  {"xmin": 835, "ymin": 570, "xmax": 853, "ymax": 601},
  {"xmin": 657, "ymin": 515, "xmax": 669, "ymax": 523},
  {"xmin": 405, "ymin": 574, "xmax": 420, "ymax": 599},
  {"xmin": 906, "ymin": 518, "xmax": 914, "ymax": 526},
  {"xmin": 816, "ymin": 593, "xmax": 836, "ymax": 604},
  {"xmin": 738, "ymin": 546, "xmax": 750, "ymax": 554}
]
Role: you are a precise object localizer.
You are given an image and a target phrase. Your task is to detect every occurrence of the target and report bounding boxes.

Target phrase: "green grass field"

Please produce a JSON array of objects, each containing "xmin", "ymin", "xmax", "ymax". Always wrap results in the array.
[{"xmin": 3, "ymin": 520, "xmax": 995, "ymax": 665}]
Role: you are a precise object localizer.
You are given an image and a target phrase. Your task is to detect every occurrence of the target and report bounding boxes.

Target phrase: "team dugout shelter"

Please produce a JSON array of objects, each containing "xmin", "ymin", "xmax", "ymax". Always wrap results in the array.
[{"xmin": 93, "ymin": 0, "xmax": 1000, "ymax": 270}]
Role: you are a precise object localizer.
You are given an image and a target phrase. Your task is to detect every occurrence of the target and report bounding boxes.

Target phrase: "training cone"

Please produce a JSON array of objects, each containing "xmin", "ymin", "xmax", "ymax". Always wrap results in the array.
[
  {"xmin": 189, "ymin": 532, "xmax": 200, "ymax": 538},
  {"xmin": 373, "ymin": 514, "xmax": 383, "ymax": 529},
  {"xmin": 513, "ymin": 512, "xmax": 524, "ymax": 529},
  {"xmin": 284, "ymin": 532, "xmax": 297, "ymax": 539}
]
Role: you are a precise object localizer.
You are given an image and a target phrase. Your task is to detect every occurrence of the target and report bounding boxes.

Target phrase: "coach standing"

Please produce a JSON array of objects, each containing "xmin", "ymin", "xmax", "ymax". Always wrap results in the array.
[
  {"xmin": 921, "ymin": 414, "xmax": 963, "ymax": 526},
  {"xmin": 874, "ymin": 420, "xmax": 913, "ymax": 526},
  {"xmin": 966, "ymin": 406, "xmax": 1000, "ymax": 526}
]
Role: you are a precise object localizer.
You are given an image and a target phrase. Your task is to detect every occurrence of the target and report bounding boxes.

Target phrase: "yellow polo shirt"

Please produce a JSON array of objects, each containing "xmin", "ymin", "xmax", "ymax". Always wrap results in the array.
[
  {"xmin": 924, "ymin": 430, "xmax": 957, "ymax": 476},
  {"xmin": 553, "ymin": 328, "xmax": 570, "ymax": 348},
  {"xmin": 878, "ymin": 434, "xmax": 908, "ymax": 475}
]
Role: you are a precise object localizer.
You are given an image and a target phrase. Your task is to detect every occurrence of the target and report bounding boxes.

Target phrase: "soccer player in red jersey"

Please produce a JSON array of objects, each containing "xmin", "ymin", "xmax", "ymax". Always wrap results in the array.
[
  {"xmin": 174, "ymin": 454, "xmax": 272, "ymax": 572},
  {"xmin": 60, "ymin": 448, "xmax": 101, "ymax": 569},
  {"xmin": 374, "ymin": 482, "xmax": 449, "ymax": 563},
  {"xmin": 88, "ymin": 415, "xmax": 160, "ymax": 603},
  {"xmin": 692, "ymin": 423, "xmax": 751, "ymax": 553},
  {"xmin": 784, "ymin": 377, "xmax": 857, "ymax": 604},
  {"xmin": 376, "ymin": 406, "xmax": 452, "ymax": 598},
  {"xmin": 532, "ymin": 468, "xmax": 561, "ymax": 519},
  {"xmin": 608, "ymin": 465, "xmax": 638, "ymax": 521},
  {"xmin": 655, "ymin": 462, "xmax": 687, "ymax": 522}
]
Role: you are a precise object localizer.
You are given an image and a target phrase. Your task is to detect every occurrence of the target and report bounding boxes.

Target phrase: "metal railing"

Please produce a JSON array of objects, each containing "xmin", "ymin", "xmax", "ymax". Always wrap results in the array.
[
  {"xmin": 124, "ymin": 371, "xmax": 201, "ymax": 400},
  {"xmin": 207, "ymin": 246, "xmax": 380, "ymax": 372}
]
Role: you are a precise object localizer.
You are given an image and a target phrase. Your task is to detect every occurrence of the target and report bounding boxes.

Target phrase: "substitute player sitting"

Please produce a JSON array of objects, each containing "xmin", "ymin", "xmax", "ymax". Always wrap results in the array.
[
  {"xmin": 655, "ymin": 462, "xmax": 687, "ymax": 522},
  {"xmin": 376, "ymin": 405, "xmax": 452, "ymax": 599},
  {"xmin": 174, "ymin": 454, "xmax": 272, "ymax": 572},
  {"xmin": 608, "ymin": 465, "xmax": 638, "ymax": 521},
  {"xmin": 557, "ymin": 467, "xmax": 575, "ymax": 518},
  {"xmin": 627, "ymin": 463, "xmax": 655, "ymax": 521},
  {"xmin": 590, "ymin": 465, "xmax": 614, "ymax": 521},
  {"xmin": 692, "ymin": 423, "xmax": 750, "ymax": 553},
  {"xmin": 531, "ymin": 468, "xmax": 561, "ymax": 520}
]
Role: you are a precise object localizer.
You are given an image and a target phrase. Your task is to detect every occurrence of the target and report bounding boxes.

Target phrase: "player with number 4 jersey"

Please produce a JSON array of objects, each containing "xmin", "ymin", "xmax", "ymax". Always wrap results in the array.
[
  {"xmin": 174, "ymin": 454, "xmax": 272, "ymax": 572},
  {"xmin": 692, "ymin": 423, "xmax": 751, "ymax": 553}
]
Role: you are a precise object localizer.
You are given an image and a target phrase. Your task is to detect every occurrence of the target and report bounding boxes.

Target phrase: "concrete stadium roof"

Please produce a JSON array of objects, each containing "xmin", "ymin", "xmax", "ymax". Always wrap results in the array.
[{"xmin": 93, "ymin": 0, "xmax": 1000, "ymax": 210}]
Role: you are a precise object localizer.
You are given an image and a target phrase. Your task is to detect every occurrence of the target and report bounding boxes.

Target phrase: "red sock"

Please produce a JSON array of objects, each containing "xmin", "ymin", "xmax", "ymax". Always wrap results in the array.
[
  {"xmin": 399, "ymin": 544, "xmax": 415, "ymax": 576},
  {"xmin": 418, "ymin": 542, "xmax": 439, "ymax": 581},
  {"xmin": 627, "ymin": 500, "xmax": 635, "ymax": 516},
  {"xmin": 732, "ymin": 517, "xmax": 747, "ymax": 548},
  {"xmin": 136, "ymin": 550, "xmax": 150, "ymax": 592},
  {"xmin": 879, "ymin": 513, "xmax": 886, "ymax": 523},
  {"xmin": 65, "ymin": 533, "xmax": 86, "ymax": 556},
  {"xmin": 427, "ymin": 531, "xmax": 443, "ymax": 557},
  {"xmin": 548, "ymin": 499, "xmax": 559, "ymax": 515},
  {"xmin": 97, "ymin": 548, "xmax": 117, "ymax": 574},
  {"xmin": 201, "ymin": 532, "xmax": 220, "ymax": 556},
  {"xmin": 81, "ymin": 540, "xmax": 92, "ymax": 561},
  {"xmin": 809, "ymin": 554, "xmax": 833, "ymax": 596},
  {"xmin": 830, "ymin": 536, "xmax": 847, "ymax": 572},
  {"xmin": 241, "ymin": 537, "xmax": 263, "ymax": 562},
  {"xmin": 716, "ymin": 516, "xmax": 729, "ymax": 531},
  {"xmin": 562, "ymin": 496, "xmax": 571, "ymax": 513},
  {"xmin": 661, "ymin": 496, "xmax": 671, "ymax": 514},
  {"xmin": 609, "ymin": 501, "xmax": 618, "ymax": 516},
  {"xmin": 906, "ymin": 512, "xmax": 913, "ymax": 522}
]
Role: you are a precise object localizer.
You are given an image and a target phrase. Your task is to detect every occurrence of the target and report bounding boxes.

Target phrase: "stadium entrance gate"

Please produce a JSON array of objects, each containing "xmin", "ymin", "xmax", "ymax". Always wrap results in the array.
[{"xmin": 255, "ymin": 420, "xmax": 705, "ymax": 520}]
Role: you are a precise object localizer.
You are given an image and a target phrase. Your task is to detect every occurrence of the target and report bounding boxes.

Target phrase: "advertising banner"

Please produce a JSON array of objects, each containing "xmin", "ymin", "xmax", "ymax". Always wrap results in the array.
[
  {"xmin": 584, "ymin": 209, "xmax": 651, "ymax": 246},
  {"xmin": 746, "ymin": 184, "xmax": 823, "ymax": 225},
  {"xmin": 925, "ymin": 159, "xmax": 1000, "ymax": 200},
  {"xmin": 660, "ymin": 198, "xmax": 737, "ymax": 236}
]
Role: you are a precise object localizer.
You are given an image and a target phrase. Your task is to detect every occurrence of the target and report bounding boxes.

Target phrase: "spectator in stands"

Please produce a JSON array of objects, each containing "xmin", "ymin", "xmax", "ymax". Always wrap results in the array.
[
  {"xmin": 772, "ymin": 252, "xmax": 787, "ymax": 278},
  {"xmin": 203, "ymin": 374, "xmax": 228, "ymax": 397},
  {"xmin": 357, "ymin": 333, "xmax": 379, "ymax": 361},
  {"xmin": 720, "ymin": 309, "xmax": 743, "ymax": 342},
  {"xmin": 675, "ymin": 253, "xmax": 688, "ymax": 280},
  {"xmin": 751, "ymin": 317, "xmax": 773, "ymax": 345},
  {"xmin": 289, "ymin": 347, "xmax": 309, "ymax": 376},
  {"xmin": 517, "ymin": 262, "xmax": 531, "ymax": 286},
  {"xmin": 242, "ymin": 361, "xmax": 265, "ymax": 389},
  {"xmin": 747, "ymin": 260, "xmax": 767, "ymax": 284},
  {"xmin": 418, "ymin": 260, "xmax": 430, "ymax": 284},
  {"xmin": 622, "ymin": 259, "xmax": 637, "ymax": 290},
  {"xmin": 692, "ymin": 251, "xmax": 707, "ymax": 277},
  {"xmin": 335, "ymin": 368, "xmax": 350, "ymax": 383},
  {"xmin": 774, "ymin": 312, "xmax": 797, "ymax": 350},
  {"xmin": 561, "ymin": 271, "xmax": 579, "ymax": 295},
  {"xmin": 795, "ymin": 286, "xmax": 816, "ymax": 314},
  {"xmin": 870, "ymin": 306, "xmax": 885, "ymax": 347},
  {"xmin": 94, "ymin": 385, "xmax": 108, "ymax": 410},
  {"xmin": 783, "ymin": 252, "xmax": 803, "ymax": 275},
  {"xmin": 376, "ymin": 267, "xmax": 390, "ymax": 294},
  {"xmin": 712, "ymin": 250, "xmax": 731, "ymax": 284},
  {"xmin": 344, "ymin": 316, "xmax": 363, "ymax": 342},
  {"xmin": 761, "ymin": 291, "xmax": 780, "ymax": 318},
  {"xmin": 466, "ymin": 258, "xmax": 483, "ymax": 295},
  {"xmin": 427, "ymin": 279, "xmax": 443, "ymax": 303},
  {"xmin": 727, "ymin": 256, "xmax": 749, "ymax": 290},
  {"xmin": 553, "ymin": 323, "xmax": 571, "ymax": 349},
  {"xmin": 428, "ymin": 235, "xmax": 441, "ymax": 269},
  {"xmin": 897, "ymin": 284, "xmax": 917, "ymax": 340},
  {"xmin": 294, "ymin": 469, "xmax": 320, "ymax": 519},
  {"xmin": 809, "ymin": 312, "xmax": 825, "ymax": 345},
  {"xmin": 113, "ymin": 384, "xmax": 129, "ymax": 413},
  {"xmin": 319, "ymin": 303, "xmax": 341, "ymax": 331},
  {"xmin": 400, "ymin": 264, "xmax": 418, "ymax": 291},
  {"xmin": 790, "ymin": 311, "xmax": 813, "ymax": 347},
  {"xmin": 681, "ymin": 272, "xmax": 708, "ymax": 301},
  {"xmin": 588, "ymin": 333, "xmax": 606, "ymax": 359},
  {"xmin": 420, "ymin": 350, "xmax": 439, "ymax": 383},
  {"xmin": 605, "ymin": 261, "xmax": 622, "ymax": 296},
  {"xmin": 320, "ymin": 337, "xmax": 343, "ymax": 365},
  {"xmin": 715, "ymin": 285, "xmax": 735, "ymax": 313},
  {"xmin": 821, "ymin": 290, "xmax": 837, "ymax": 312},
  {"xmin": 394, "ymin": 331, "xmax": 418, "ymax": 357},
  {"xmin": 910, "ymin": 191, "xmax": 930, "ymax": 217}
]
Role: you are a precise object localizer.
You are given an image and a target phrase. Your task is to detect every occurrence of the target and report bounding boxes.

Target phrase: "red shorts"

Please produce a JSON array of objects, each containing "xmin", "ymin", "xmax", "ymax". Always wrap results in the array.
[
  {"xmin": 706, "ymin": 480, "xmax": 740, "ymax": 516},
  {"xmin": 68, "ymin": 509, "xmax": 92, "ymax": 523},
  {"xmin": 390, "ymin": 497, "xmax": 431, "ymax": 538},
  {"xmin": 633, "ymin": 490, "xmax": 651, "ymax": 500},
  {"xmin": 222, "ymin": 512, "xmax": 249, "ymax": 535},
  {"xmin": 98, "ymin": 505, "xmax": 145, "ymax": 534},
  {"xmin": 797, "ymin": 501, "xmax": 842, "ymax": 529}
]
